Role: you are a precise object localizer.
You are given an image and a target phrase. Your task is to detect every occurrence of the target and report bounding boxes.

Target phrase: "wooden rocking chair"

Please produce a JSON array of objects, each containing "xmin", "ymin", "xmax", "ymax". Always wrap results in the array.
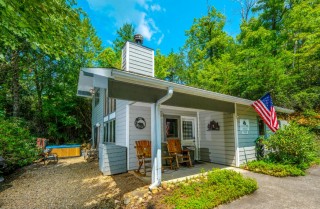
[
  {"xmin": 167, "ymin": 139, "xmax": 192, "ymax": 168},
  {"xmin": 135, "ymin": 140, "xmax": 152, "ymax": 176}
]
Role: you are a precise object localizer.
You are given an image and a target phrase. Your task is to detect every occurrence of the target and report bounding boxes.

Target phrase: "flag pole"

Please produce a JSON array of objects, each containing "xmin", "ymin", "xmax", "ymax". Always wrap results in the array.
[
  {"xmin": 241, "ymin": 90, "xmax": 275, "ymax": 117},
  {"xmin": 258, "ymin": 89, "xmax": 274, "ymax": 100}
]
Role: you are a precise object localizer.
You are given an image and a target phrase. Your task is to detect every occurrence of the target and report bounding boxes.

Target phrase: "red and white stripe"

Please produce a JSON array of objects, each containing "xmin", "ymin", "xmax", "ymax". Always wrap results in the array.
[{"xmin": 252, "ymin": 100, "xmax": 279, "ymax": 132}]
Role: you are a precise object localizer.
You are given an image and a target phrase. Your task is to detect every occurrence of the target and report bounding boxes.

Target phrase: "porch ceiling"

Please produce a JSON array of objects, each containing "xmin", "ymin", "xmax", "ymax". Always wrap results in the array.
[{"xmin": 108, "ymin": 79, "xmax": 235, "ymax": 113}]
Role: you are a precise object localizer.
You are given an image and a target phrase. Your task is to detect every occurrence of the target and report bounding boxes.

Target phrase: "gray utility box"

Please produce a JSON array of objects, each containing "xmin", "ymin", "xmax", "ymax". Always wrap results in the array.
[{"xmin": 99, "ymin": 144, "xmax": 127, "ymax": 175}]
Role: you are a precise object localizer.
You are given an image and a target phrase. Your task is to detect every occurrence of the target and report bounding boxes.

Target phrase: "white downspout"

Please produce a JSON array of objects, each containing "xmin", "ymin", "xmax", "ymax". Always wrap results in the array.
[{"xmin": 149, "ymin": 87, "xmax": 174, "ymax": 190}]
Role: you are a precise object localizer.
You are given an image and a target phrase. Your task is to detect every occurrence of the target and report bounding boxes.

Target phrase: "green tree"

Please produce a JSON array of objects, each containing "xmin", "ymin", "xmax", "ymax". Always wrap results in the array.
[
  {"xmin": 0, "ymin": 0, "xmax": 81, "ymax": 117},
  {"xmin": 97, "ymin": 47, "xmax": 120, "ymax": 69},
  {"xmin": 0, "ymin": 0, "xmax": 102, "ymax": 143},
  {"xmin": 113, "ymin": 23, "xmax": 135, "ymax": 55},
  {"xmin": 182, "ymin": 6, "xmax": 235, "ymax": 93},
  {"xmin": 155, "ymin": 49, "xmax": 185, "ymax": 83},
  {"xmin": 282, "ymin": 0, "xmax": 320, "ymax": 110}
]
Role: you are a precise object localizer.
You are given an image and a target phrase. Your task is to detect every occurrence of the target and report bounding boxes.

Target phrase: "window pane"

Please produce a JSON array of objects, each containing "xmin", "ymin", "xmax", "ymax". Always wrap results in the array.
[
  {"xmin": 258, "ymin": 119, "xmax": 265, "ymax": 135},
  {"xmin": 109, "ymin": 98, "xmax": 112, "ymax": 113},
  {"xmin": 104, "ymin": 122, "xmax": 108, "ymax": 143},
  {"xmin": 93, "ymin": 126, "xmax": 98, "ymax": 147},
  {"xmin": 113, "ymin": 120, "xmax": 116, "ymax": 142},
  {"xmin": 106, "ymin": 98, "xmax": 116, "ymax": 115},
  {"xmin": 95, "ymin": 89, "xmax": 100, "ymax": 106},
  {"xmin": 182, "ymin": 121, "xmax": 194, "ymax": 140},
  {"xmin": 104, "ymin": 120, "xmax": 116, "ymax": 143},
  {"xmin": 110, "ymin": 121, "xmax": 113, "ymax": 143},
  {"xmin": 166, "ymin": 119, "xmax": 178, "ymax": 138},
  {"xmin": 104, "ymin": 90, "xmax": 108, "ymax": 116}
]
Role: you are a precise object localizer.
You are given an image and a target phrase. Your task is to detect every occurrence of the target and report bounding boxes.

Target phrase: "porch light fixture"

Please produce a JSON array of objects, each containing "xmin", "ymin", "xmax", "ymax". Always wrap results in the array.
[{"xmin": 89, "ymin": 88, "xmax": 95, "ymax": 95}]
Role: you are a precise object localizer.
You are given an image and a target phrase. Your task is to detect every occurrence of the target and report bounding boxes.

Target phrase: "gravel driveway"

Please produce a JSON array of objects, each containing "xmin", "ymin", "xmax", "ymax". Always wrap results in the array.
[
  {"xmin": 0, "ymin": 157, "xmax": 147, "ymax": 209},
  {"xmin": 1, "ymin": 158, "xmax": 319, "ymax": 209},
  {"xmin": 219, "ymin": 166, "xmax": 320, "ymax": 209}
]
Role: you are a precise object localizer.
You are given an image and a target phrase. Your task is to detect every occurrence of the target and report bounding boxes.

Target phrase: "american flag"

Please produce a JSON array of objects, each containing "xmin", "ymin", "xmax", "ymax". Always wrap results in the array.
[{"xmin": 252, "ymin": 93, "xmax": 279, "ymax": 132}]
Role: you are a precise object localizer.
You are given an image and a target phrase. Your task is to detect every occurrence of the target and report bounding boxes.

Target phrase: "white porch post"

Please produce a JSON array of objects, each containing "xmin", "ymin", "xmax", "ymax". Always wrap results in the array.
[
  {"xmin": 150, "ymin": 103, "xmax": 163, "ymax": 185},
  {"xmin": 155, "ymin": 103, "xmax": 162, "ymax": 182},
  {"xmin": 150, "ymin": 87, "xmax": 173, "ymax": 189},
  {"xmin": 234, "ymin": 103, "xmax": 240, "ymax": 167},
  {"xmin": 151, "ymin": 104, "xmax": 157, "ymax": 184}
]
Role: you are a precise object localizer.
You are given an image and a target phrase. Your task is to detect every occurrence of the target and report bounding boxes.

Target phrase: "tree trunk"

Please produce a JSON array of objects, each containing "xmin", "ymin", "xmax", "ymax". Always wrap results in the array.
[
  {"xmin": 12, "ymin": 51, "xmax": 20, "ymax": 117},
  {"xmin": 34, "ymin": 68, "xmax": 43, "ymax": 115}
]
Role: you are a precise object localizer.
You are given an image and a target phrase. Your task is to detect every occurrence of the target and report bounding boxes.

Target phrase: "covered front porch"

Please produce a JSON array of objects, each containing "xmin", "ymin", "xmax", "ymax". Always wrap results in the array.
[{"xmin": 134, "ymin": 162, "xmax": 230, "ymax": 183}]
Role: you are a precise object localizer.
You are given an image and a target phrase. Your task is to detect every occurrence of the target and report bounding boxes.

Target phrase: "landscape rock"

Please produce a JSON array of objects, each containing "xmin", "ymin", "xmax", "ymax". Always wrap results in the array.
[
  {"xmin": 123, "ymin": 197, "xmax": 131, "ymax": 205},
  {"xmin": 151, "ymin": 189, "xmax": 158, "ymax": 194}
]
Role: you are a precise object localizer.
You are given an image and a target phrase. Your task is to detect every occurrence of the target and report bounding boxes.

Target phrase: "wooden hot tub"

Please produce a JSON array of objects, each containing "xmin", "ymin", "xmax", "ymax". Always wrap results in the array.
[{"xmin": 46, "ymin": 144, "xmax": 81, "ymax": 158}]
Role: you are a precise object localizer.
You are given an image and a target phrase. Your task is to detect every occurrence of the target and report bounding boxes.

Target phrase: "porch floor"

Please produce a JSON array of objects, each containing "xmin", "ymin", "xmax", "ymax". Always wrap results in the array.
[{"xmin": 137, "ymin": 161, "xmax": 231, "ymax": 183}]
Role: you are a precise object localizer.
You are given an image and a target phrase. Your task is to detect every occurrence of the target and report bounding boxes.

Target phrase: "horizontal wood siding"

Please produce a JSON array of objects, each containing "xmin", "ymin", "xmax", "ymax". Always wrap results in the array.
[
  {"xmin": 92, "ymin": 88, "xmax": 104, "ymax": 148},
  {"xmin": 237, "ymin": 104, "xmax": 259, "ymax": 165},
  {"xmin": 128, "ymin": 105, "xmax": 151, "ymax": 170},
  {"xmin": 127, "ymin": 42, "xmax": 154, "ymax": 77},
  {"xmin": 199, "ymin": 111, "xmax": 236, "ymax": 166},
  {"xmin": 99, "ymin": 144, "xmax": 127, "ymax": 175},
  {"xmin": 115, "ymin": 100, "xmax": 129, "ymax": 147}
]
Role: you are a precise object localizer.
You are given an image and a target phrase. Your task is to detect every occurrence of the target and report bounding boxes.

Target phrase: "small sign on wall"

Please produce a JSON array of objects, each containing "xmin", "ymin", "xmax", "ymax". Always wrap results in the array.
[{"xmin": 240, "ymin": 119, "xmax": 249, "ymax": 134}]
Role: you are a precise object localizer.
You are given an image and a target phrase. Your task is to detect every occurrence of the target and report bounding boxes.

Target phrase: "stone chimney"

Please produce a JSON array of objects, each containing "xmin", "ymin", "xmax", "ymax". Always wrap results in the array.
[{"xmin": 121, "ymin": 34, "xmax": 154, "ymax": 77}]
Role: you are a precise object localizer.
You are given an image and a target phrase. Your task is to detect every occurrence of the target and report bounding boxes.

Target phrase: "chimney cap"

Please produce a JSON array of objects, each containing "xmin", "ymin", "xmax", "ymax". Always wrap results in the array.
[{"xmin": 134, "ymin": 34, "xmax": 143, "ymax": 45}]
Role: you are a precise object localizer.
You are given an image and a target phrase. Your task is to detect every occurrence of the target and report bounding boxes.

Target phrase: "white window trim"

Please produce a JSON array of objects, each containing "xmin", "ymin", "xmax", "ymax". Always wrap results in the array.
[{"xmin": 104, "ymin": 112, "xmax": 116, "ymax": 122}]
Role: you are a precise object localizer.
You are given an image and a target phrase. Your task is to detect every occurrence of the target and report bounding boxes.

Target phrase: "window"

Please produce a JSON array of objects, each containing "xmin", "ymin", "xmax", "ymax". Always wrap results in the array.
[
  {"xmin": 182, "ymin": 121, "xmax": 194, "ymax": 140},
  {"xmin": 104, "ymin": 89, "xmax": 108, "ymax": 115},
  {"xmin": 94, "ymin": 88, "xmax": 100, "ymax": 106},
  {"xmin": 109, "ymin": 98, "xmax": 116, "ymax": 113},
  {"xmin": 103, "ymin": 122, "xmax": 108, "ymax": 143},
  {"xmin": 104, "ymin": 120, "xmax": 116, "ymax": 143},
  {"xmin": 93, "ymin": 126, "xmax": 99, "ymax": 148},
  {"xmin": 166, "ymin": 118, "xmax": 179, "ymax": 138},
  {"xmin": 258, "ymin": 118, "xmax": 265, "ymax": 136},
  {"xmin": 104, "ymin": 94, "xmax": 116, "ymax": 116}
]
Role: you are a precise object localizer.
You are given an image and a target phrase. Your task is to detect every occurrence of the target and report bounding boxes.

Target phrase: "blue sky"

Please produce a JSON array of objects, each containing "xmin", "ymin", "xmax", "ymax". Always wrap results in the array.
[{"xmin": 77, "ymin": 0, "xmax": 243, "ymax": 54}]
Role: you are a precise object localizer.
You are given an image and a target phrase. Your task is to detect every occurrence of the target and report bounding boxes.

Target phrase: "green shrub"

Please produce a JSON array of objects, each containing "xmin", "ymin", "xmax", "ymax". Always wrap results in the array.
[
  {"xmin": 264, "ymin": 122, "xmax": 318, "ymax": 166},
  {"xmin": 0, "ymin": 118, "xmax": 40, "ymax": 173},
  {"xmin": 242, "ymin": 160, "xmax": 305, "ymax": 177},
  {"xmin": 165, "ymin": 169, "xmax": 258, "ymax": 209}
]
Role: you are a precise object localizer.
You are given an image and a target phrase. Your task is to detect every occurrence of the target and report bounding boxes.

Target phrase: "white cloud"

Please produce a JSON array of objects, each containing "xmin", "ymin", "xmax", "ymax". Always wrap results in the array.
[
  {"xmin": 157, "ymin": 34, "xmax": 164, "ymax": 45},
  {"xmin": 106, "ymin": 40, "xmax": 113, "ymax": 45},
  {"xmin": 86, "ymin": 0, "xmax": 161, "ymax": 41},
  {"xmin": 150, "ymin": 4, "xmax": 161, "ymax": 11},
  {"xmin": 136, "ymin": 13, "xmax": 160, "ymax": 41}
]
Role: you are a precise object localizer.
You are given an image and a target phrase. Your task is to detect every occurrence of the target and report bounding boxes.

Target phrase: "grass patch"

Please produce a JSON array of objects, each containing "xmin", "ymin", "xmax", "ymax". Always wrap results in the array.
[
  {"xmin": 164, "ymin": 169, "xmax": 258, "ymax": 209},
  {"xmin": 242, "ymin": 160, "xmax": 305, "ymax": 177}
]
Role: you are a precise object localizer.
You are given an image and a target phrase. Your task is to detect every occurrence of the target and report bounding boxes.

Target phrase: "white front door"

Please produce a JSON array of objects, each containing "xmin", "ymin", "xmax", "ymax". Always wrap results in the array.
[{"xmin": 181, "ymin": 117, "xmax": 198, "ymax": 160}]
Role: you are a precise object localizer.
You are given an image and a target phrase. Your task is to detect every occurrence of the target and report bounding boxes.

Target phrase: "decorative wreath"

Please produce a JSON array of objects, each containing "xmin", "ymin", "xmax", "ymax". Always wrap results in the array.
[{"xmin": 134, "ymin": 117, "xmax": 146, "ymax": 129}]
